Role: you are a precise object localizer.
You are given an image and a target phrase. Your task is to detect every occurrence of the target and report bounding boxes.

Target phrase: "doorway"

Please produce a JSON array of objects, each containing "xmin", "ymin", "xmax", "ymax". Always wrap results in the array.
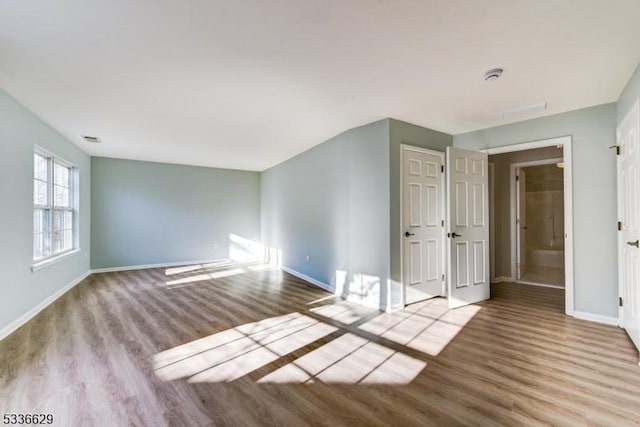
[{"xmin": 485, "ymin": 136, "xmax": 574, "ymax": 316}]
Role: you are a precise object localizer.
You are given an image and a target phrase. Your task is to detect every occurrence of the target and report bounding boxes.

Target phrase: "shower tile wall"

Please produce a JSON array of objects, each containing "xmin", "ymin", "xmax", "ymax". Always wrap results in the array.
[{"xmin": 521, "ymin": 163, "xmax": 565, "ymax": 287}]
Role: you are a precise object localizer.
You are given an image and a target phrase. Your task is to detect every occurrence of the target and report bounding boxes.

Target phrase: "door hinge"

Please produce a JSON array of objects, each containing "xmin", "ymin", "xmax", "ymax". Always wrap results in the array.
[
  {"xmin": 610, "ymin": 145, "xmax": 620, "ymax": 155},
  {"xmin": 441, "ymin": 165, "xmax": 444, "ymax": 173},
  {"xmin": 441, "ymin": 220, "xmax": 444, "ymax": 227},
  {"xmin": 442, "ymin": 274, "xmax": 445, "ymax": 282},
  {"xmin": 619, "ymin": 297, "xmax": 623, "ymax": 307},
  {"xmin": 618, "ymin": 221, "xmax": 623, "ymax": 231},
  {"xmin": 515, "ymin": 175, "xmax": 520, "ymax": 181}
]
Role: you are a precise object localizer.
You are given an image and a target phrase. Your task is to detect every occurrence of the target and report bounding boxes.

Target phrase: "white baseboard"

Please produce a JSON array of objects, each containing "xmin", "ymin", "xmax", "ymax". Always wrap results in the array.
[
  {"xmin": 492, "ymin": 276, "xmax": 513, "ymax": 283},
  {"xmin": 573, "ymin": 311, "xmax": 619, "ymax": 326},
  {"xmin": 515, "ymin": 280, "xmax": 565, "ymax": 289},
  {"xmin": 91, "ymin": 258, "xmax": 227, "ymax": 274},
  {"xmin": 0, "ymin": 270, "xmax": 91, "ymax": 342},
  {"xmin": 281, "ymin": 266, "xmax": 385, "ymax": 311},
  {"xmin": 281, "ymin": 266, "xmax": 335, "ymax": 293},
  {"xmin": 387, "ymin": 303, "xmax": 404, "ymax": 313},
  {"xmin": 344, "ymin": 293, "xmax": 383, "ymax": 311}
]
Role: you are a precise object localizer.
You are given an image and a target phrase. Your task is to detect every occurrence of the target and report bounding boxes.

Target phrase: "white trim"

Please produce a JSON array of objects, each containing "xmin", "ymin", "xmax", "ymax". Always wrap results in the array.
[
  {"xmin": 492, "ymin": 276, "xmax": 514, "ymax": 283},
  {"xmin": 91, "ymin": 258, "xmax": 228, "ymax": 274},
  {"xmin": 510, "ymin": 157, "xmax": 563, "ymax": 283},
  {"xmin": 489, "ymin": 162, "xmax": 495, "ymax": 281},
  {"xmin": 399, "ymin": 144, "xmax": 446, "ymax": 307},
  {"xmin": 281, "ymin": 266, "xmax": 383, "ymax": 311},
  {"xmin": 515, "ymin": 280, "xmax": 565, "ymax": 289},
  {"xmin": 573, "ymin": 311, "xmax": 620, "ymax": 327},
  {"xmin": 0, "ymin": 270, "xmax": 91, "ymax": 342},
  {"xmin": 31, "ymin": 249, "xmax": 80, "ymax": 272},
  {"xmin": 33, "ymin": 147, "xmax": 78, "ymax": 264},
  {"xmin": 481, "ymin": 136, "xmax": 570, "ymax": 155},
  {"xmin": 34, "ymin": 144, "xmax": 75, "ymax": 168},
  {"xmin": 281, "ymin": 266, "xmax": 335, "ymax": 293},
  {"xmin": 483, "ymin": 135, "xmax": 574, "ymax": 316},
  {"xmin": 344, "ymin": 293, "xmax": 383, "ymax": 310}
]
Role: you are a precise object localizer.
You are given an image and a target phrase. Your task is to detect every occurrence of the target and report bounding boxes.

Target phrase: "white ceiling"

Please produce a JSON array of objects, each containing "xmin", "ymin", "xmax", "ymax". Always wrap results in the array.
[{"xmin": 1, "ymin": 1, "xmax": 639, "ymax": 171}]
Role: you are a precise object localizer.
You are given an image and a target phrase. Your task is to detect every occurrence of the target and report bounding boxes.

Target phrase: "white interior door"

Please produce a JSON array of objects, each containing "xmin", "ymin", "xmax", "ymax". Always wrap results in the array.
[
  {"xmin": 402, "ymin": 146, "xmax": 444, "ymax": 305},
  {"xmin": 446, "ymin": 147, "xmax": 490, "ymax": 309},
  {"xmin": 517, "ymin": 169, "xmax": 527, "ymax": 280},
  {"xmin": 617, "ymin": 100, "xmax": 640, "ymax": 354}
]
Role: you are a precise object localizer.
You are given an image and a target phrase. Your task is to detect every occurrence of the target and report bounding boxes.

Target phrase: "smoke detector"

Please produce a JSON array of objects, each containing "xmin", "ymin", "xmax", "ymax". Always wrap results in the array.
[
  {"xmin": 484, "ymin": 68, "xmax": 503, "ymax": 82},
  {"xmin": 82, "ymin": 135, "xmax": 101, "ymax": 143}
]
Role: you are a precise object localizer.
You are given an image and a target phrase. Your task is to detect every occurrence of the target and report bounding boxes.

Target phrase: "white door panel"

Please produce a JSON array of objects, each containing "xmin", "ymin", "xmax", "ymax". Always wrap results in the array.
[
  {"xmin": 618, "ymin": 100, "xmax": 640, "ymax": 354},
  {"xmin": 447, "ymin": 147, "xmax": 490, "ymax": 309},
  {"xmin": 402, "ymin": 147, "xmax": 445, "ymax": 305}
]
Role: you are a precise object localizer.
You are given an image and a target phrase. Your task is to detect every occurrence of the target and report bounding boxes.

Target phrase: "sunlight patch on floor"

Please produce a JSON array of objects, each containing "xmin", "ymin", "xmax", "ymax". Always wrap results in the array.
[
  {"xmin": 152, "ymin": 297, "xmax": 477, "ymax": 385},
  {"xmin": 165, "ymin": 268, "xmax": 249, "ymax": 286},
  {"xmin": 358, "ymin": 298, "xmax": 481, "ymax": 356},
  {"xmin": 309, "ymin": 300, "xmax": 378, "ymax": 324},
  {"xmin": 165, "ymin": 261, "xmax": 231, "ymax": 276},
  {"xmin": 306, "ymin": 294, "xmax": 340, "ymax": 305},
  {"xmin": 164, "ymin": 263, "xmax": 277, "ymax": 288},
  {"xmin": 153, "ymin": 313, "xmax": 336, "ymax": 383},
  {"xmin": 257, "ymin": 333, "xmax": 426, "ymax": 384}
]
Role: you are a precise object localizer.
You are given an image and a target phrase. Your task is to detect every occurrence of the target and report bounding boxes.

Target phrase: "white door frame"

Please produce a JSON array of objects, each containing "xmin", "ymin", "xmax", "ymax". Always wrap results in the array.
[
  {"xmin": 510, "ymin": 157, "xmax": 563, "ymax": 286},
  {"xmin": 489, "ymin": 162, "xmax": 495, "ymax": 282},
  {"xmin": 482, "ymin": 136, "xmax": 574, "ymax": 316},
  {"xmin": 400, "ymin": 144, "xmax": 446, "ymax": 306},
  {"xmin": 617, "ymin": 99, "xmax": 640, "ymax": 335}
]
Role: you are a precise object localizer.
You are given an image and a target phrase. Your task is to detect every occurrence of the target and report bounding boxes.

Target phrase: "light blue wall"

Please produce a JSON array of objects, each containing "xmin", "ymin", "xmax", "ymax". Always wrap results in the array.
[
  {"xmin": 91, "ymin": 157, "xmax": 260, "ymax": 269},
  {"xmin": 618, "ymin": 63, "xmax": 640, "ymax": 123},
  {"xmin": 388, "ymin": 119, "xmax": 452, "ymax": 308},
  {"xmin": 261, "ymin": 120, "xmax": 391, "ymax": 309},
  {"xmin": 0, "ymin": 89, "xmax": 91, "ymax": 333},
  {"xmin": 454, "ymin": 103, "xmax": 618, "ymax": 317}
]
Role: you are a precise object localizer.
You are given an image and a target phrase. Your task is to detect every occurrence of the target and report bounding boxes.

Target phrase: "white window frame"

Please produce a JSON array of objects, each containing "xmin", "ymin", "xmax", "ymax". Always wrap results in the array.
[{"xmin": 32, "ymin": 147, "xmax": 78, "ymax": 269}]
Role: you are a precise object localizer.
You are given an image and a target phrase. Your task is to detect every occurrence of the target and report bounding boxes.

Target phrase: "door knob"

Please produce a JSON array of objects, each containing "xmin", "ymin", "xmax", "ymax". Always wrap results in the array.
[
  {"xmin": 627, "ymin": 240, "xmax": 639, "ymax": 248},
  {"xmin": 405, "ymin": 231, "xmax": 415, "ymax": 237},
  {"xmin": 448, "ymin": 232, "xmax": 462, "ymax": 238}
]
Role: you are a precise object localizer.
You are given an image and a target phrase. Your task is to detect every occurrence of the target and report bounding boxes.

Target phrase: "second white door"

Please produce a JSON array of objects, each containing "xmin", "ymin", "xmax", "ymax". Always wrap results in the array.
[{"xmin": 446, "ymin": 147, "xmax": 490, "ymax": 309}]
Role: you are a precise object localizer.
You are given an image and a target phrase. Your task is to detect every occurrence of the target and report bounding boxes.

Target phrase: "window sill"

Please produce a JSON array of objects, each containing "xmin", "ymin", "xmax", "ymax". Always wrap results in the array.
[{"xmin": 31, "ymin": 249, "xmax": 80, "ymax": 272}]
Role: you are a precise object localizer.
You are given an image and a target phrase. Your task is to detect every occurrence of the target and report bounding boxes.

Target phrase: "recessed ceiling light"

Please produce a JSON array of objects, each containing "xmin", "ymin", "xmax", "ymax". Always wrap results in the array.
[
  {"xmin": 82, "ymin": 135, "xmax": 101, "ymax": 143},
  {"xmin": 484, "ymin": 68, "xmax": 503, "ymax": 82}
]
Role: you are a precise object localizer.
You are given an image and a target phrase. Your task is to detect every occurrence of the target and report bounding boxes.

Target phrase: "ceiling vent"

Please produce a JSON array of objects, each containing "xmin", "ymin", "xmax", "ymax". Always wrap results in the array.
[
  {"xmin": 82, "ymin": 135, "xmax": 101, "ymax": 143},
  {"xmin": 484, "ymin": 68, "xmax": 503, "ymax": 82},
  {"xmin": 501, "ymin": 102, "xmax": 547, "ymax": 119}
]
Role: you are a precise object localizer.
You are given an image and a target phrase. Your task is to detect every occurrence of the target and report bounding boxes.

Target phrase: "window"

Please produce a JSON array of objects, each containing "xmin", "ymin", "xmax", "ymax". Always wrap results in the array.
[{"xmin": 33, "ymin": 150, "xmax": 75, "ymax": 262}]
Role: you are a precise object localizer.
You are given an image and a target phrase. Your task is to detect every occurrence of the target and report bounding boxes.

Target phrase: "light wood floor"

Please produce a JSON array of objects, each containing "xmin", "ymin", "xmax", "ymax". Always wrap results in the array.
[{"xmin": 1, "ymin": 264, "xmax": 639, "ymax": 426}]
